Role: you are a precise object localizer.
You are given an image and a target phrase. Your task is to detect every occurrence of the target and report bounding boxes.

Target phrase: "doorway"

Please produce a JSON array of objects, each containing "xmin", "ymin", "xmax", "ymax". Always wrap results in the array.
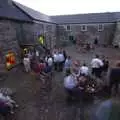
[{"xmin": 69, "ymin": 35, "xmax": 75, "ymax": 44}]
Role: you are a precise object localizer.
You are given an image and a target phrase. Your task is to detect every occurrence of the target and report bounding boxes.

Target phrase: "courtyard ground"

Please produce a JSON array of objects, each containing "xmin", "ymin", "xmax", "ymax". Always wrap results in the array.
[{"xmin": 0, "ymin": 45, "xmax": 120, "ymax": 120}]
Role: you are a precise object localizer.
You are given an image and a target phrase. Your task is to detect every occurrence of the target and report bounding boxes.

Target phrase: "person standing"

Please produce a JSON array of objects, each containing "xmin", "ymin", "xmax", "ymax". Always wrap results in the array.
[
  {"xmin": 58, "ymin": 51, "xmax": 65, "ymax": 72},
  {"xmin": 94, "ymin": 37, "xmax": 98, "ymax": 46},
  {"xmin": 80, "ymin": 63, "xmax": 89, "ymax": 76},
  {"xmin": 23, "ymin": 55, "xmax": 31, "ymax": 72},
  {"xmin": 35, "ymin": 50, "xmax": 39, "ymax": 61},
  {"xmin": 71, "ymin": 60, "xmax": 81, "ymax": 79},
  {"xmin": 45, "ymin": 55, "xmax": 53, "ymax": 72},
  {"xmin": 108, "ymin": 61, "xmax": 120, "ymax": 95},
  {"xmin": 63, "ymin": 49, "xmax": 67, "ymax": 63},
  {"xmin": 64, "ymin": 56, "xmax": 72, "ymax": 76},
  {"xmin": 102, "ymin": 56, "xmax": 109, "ymax": 73},
  {"xmin": 91, "ymin": 55, "xmax": 104, "ymax": 78},
  {"xmin": 64, "ymin": 74, "xmax": 78, "ymax": 97},
  {"xmin": 53, "ymin": 51, "xmax": 59, "ymax": 71}
]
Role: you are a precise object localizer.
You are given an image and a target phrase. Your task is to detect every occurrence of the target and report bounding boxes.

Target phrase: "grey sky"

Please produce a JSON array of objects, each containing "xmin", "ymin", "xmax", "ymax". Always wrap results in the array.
[{"xmin": 14, "ymin": 0, "xmax": 120, "ymax": 15}]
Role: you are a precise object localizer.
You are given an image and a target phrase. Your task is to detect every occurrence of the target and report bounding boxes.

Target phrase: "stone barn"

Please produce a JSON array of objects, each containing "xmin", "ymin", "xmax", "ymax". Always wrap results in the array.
[
  {"xmin": 0, "ymin": 0, "xmax": 120, "ymax": 71},
  {"xmin": 14, "ymin": 1, "xmax": 57, "ymax": 49},
  {"xmin": 0, "ymin": 0, "xmax": 32, "ymax": 69},
  {"xmin": 0, "ymin": 0, "xmax": 57, "ymax": 70}
]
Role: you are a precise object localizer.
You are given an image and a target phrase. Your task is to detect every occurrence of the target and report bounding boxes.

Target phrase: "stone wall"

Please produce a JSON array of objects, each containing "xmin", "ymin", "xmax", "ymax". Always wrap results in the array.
[
  {"xmin": 44, "ymin": 23, "xmax": 57, "ymax": 49},
  {"xmin": 15, "ymin": 21, "xmax": 57, "ymax": 49},
  {"xmin": 0, "ymin": 19, "xmax": 57, "ymax": 70},
  {"xmin": 57, "ymin": 23, "xmax": 116, "ymax": 46},
  {"xmin": 32, "ymin": 22, "xmax": 57, "ymax": 49},
  {"xmin": 113, "ymin": 22, "xmax": 120, "ymax": 47},
  {"xmin": 14, "ymin": 22, "xmax": 35, "ymax": 45},
  {"xmin": 0, "ymin": 20, "xmax": 21, "ymax": 65}
]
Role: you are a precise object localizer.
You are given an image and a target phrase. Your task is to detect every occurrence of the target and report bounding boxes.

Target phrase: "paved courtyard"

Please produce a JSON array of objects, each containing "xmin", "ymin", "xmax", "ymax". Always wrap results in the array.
[{"xmin": 0, "ymin": 45, "xmax": 120, "ymax": 120}]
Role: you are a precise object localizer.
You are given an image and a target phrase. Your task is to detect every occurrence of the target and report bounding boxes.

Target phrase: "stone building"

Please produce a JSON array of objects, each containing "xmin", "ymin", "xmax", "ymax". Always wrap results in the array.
[
  {"xmin": 0, "ymin": 0, "xmax": 57, "ymax": 69},
  {"xmin": 0, "ymin": 0, "xmax": 120, "ymax": 70},
  {"xmin": 0, "ymin": 0, "xmax": 32, "ymax": 66},
  {"xmin": 51, "ymin": 13, "xmax": 117, "ymax": 46},
  {"xmin": 14, "ymin": 2, "xmax": 57, "ymax": 49}
]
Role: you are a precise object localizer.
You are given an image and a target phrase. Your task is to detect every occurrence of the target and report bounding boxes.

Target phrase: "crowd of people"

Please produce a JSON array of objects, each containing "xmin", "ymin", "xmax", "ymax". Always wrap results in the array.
[
  {"xmin": 1, "ymin": 45, "xmax": 119, "ymax": 115},
  {"xmin": 63, "ymin": 54, "xmax": 110, "ymax": 99},
  {"xmin": 64, "ymin": 53, "xmax": 120, "ymax": 101},
  {"xmin": 22, "ymin": 47, "xmax": 67, "ymax": 75},
  {"xmin": 22, "ymin": 46, "xmax": 120, "ymax": 99}
]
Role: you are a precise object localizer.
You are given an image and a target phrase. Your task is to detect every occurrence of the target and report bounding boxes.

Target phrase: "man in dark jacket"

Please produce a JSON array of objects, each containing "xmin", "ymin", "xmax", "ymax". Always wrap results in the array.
[
  {"xmin": 108, "ymin": 61, "xmax": 120, "ymax": 95},
  {"xmin": 91, "ymin": 98, "xmax": 120, "ymax": 120}
]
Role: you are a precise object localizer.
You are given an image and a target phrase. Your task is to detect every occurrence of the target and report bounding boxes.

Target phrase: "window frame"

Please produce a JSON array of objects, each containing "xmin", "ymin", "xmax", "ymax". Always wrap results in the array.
[
  {"xmin": 66, "ymin": 25, "xmax": 71, "ymax": 31},
  {"xmin": 81, "ymin": 25, "xmax": 87, "ymax": 31},
  {"xmin": 98, "ymin": 24, "xmax": 104, "ymax": 31}
]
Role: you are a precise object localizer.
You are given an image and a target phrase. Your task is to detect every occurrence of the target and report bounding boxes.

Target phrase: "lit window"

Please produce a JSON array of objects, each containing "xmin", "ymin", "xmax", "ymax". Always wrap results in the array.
[
  {"xmin": 98, "ymin": 24, "xmax": 104, "ymax": 31},
  {"xmin": 81, "ymin": 25, "xmax": 87, "ymax": 31}
]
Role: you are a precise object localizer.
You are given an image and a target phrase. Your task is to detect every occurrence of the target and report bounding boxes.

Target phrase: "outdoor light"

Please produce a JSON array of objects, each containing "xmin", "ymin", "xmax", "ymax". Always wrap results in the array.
[{"xmin": 6, "ymin": 51, "xmax": 16, "ymax": 70}]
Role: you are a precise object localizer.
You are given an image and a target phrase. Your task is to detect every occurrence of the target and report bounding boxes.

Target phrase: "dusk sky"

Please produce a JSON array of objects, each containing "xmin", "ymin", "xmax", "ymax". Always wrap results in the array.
[{"xmin": 14, "ymin": 0, "xmax": 120, "ymax": 15}]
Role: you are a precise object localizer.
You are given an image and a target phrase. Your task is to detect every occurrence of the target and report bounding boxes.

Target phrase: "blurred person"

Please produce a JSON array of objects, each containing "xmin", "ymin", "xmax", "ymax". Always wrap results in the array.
[
  {"xmin": 64, "ymin": 56, "xmax": 72, "ymax": 76},
  {"xmin": 91, "ymin": 55, "xmax": 103, "ymax": 78},
  {"xmin": 107, "ymin": 61, "xmax": 120, "ymax": 95},
  {"xmin": 23, "ymin": 55, "xmax": 31, "ymax": 72},
  {"xmin": 71, "ymin": 60, "xmax": 81, "ymax": 78},
  {"xmin": 58, "ymin": 51, "xmax": 65, "ymax": 72},
  {"xmin": 44, "ymin": 55, "xmax": 53, "ymax": 73},
  {"xmin": 91, "ymin": 97, "xmax": 120, "ymax": 120},
  {"xmin": 0, "ymin": 93, "xmax": 18, "ymax": 114},
  {"xmin": 80, "ymin": 63, "xmax": 89, "ymax": 76},
  {"xmin": 53, "ymin": 51, "xmax": 59, "ymax": 71},
  {"xmin": 63, "ymin": 49, "xmax": 67, "ymax": 62},
  {"xmin": 102, "ymin": 55, "xmax": 109, "ymax": 73}
]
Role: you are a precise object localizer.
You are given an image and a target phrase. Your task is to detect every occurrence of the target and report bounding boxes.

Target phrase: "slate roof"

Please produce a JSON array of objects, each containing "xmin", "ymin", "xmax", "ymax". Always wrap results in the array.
[
  {"xmin": 13, "ymin": 1, "xmax": 56, "ymax": 24},
  {"xmin": 0, "ymin": 1, "xmax": 32, "ymax": 22},
  {"xmin": 51, "ymin": 12, "xmax": 117, "ymax": 24},
  {"xmin": 0, "ymin": 0, "xmax": 120, "ymax": 24},
  {"xmin": 113, "ymin": 12, "xmax": 120, "ymax": 21}
]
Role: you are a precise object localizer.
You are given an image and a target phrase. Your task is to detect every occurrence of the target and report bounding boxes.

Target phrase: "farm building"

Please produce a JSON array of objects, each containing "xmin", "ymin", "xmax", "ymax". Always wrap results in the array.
[{"xmin": 0, "ymin": 0, "xmax": 120, "ymax": 70}]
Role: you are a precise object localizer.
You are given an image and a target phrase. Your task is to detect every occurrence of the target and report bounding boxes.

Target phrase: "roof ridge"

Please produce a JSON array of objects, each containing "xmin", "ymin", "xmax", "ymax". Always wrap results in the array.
[
  {"xmin": 13, "ymin": 1, "xmax": 48, "ymax": 16},
  {"xmin": 51, "ymin": 12, "xmax": 115, "ymax": 17},
  {"xmin": 13, "ymin": 1, "xmax": 55, "ymax": 23}
]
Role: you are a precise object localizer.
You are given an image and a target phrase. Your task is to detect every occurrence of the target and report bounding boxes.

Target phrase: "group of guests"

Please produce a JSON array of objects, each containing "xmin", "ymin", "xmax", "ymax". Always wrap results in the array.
[
  {"xmin": 23, "ymin": 52, "xmax": 52, "ymax": 74},
  {"xmin": 23, "ymin": 46, "xmax": 120, "ymax": 98},
  {"xmin": 63, "ymin": 54, "xmax": 111, "ymax": 99},
  {"xmin": 22, "ymin": 46, "xmax": 68, "ymax": 76},
  {"xmin": 51, "ymin": 47, "xmax": 67, "ymax": 72}
]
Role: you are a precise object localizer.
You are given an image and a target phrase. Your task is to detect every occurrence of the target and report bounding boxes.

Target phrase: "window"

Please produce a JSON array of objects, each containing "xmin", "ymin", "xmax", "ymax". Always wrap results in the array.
[
  {"xmin": 66, "ymin": 25, "xmax": 71, "ymax": 31},
  {"xmin": 81, "ymin": 25, "xmax": 87, "ymax": 31},
  {"xmin": 98, "ymin": 24, "xmax": 104, "ymax": 31}
]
